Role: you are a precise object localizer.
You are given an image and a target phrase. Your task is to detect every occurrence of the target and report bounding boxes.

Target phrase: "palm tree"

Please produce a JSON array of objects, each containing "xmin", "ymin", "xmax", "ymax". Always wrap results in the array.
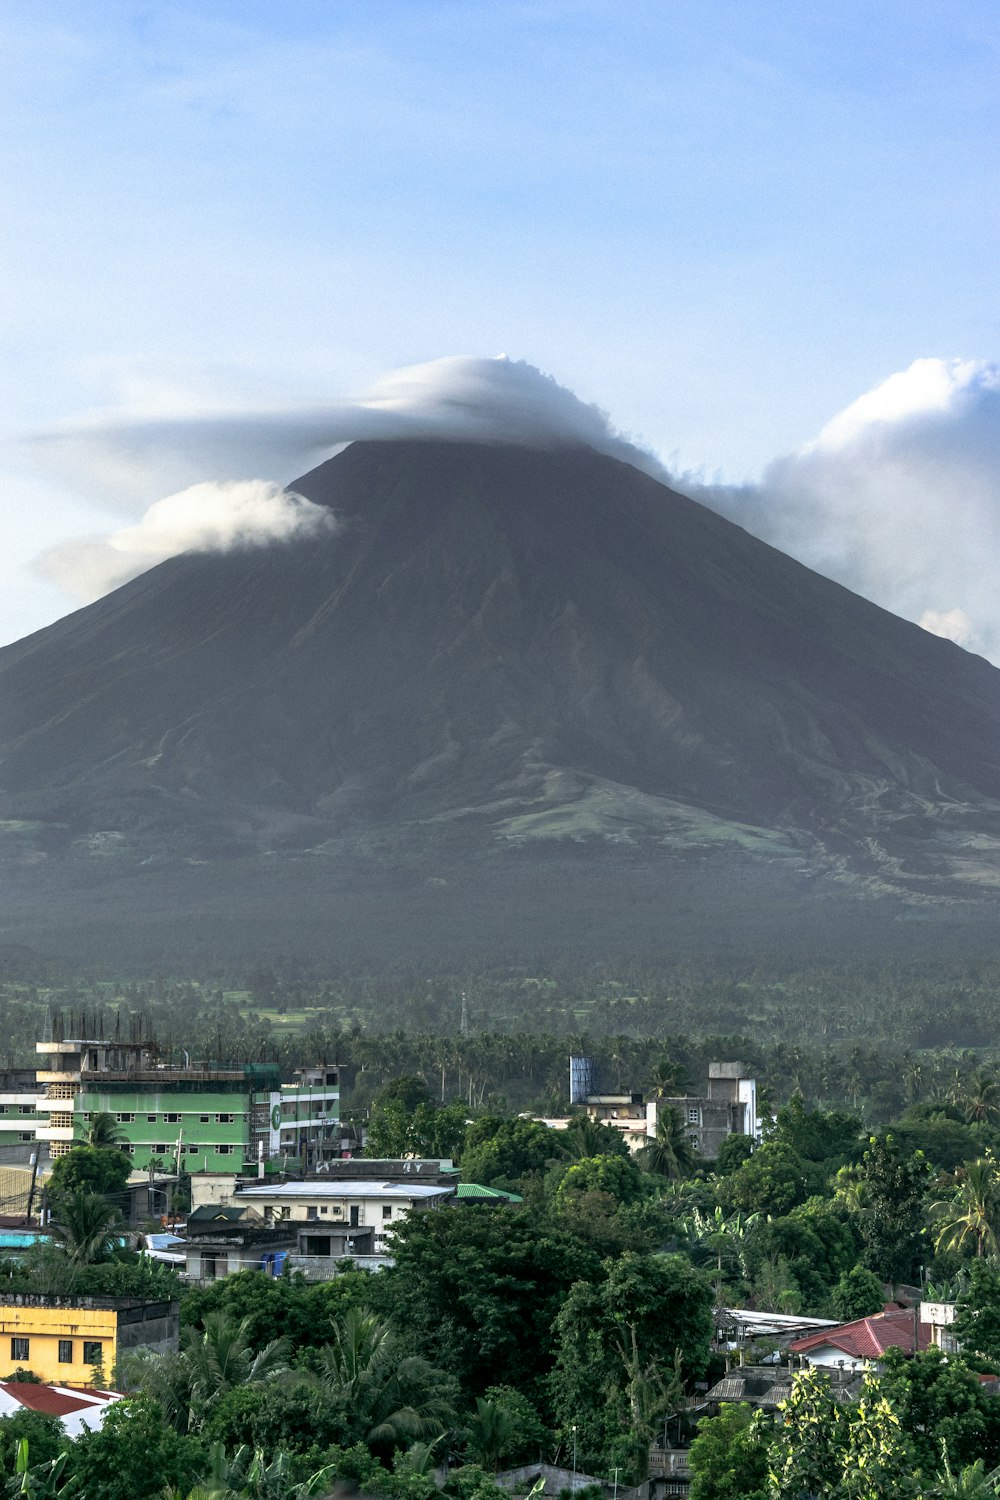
[
  {"xmin": 646, "ymin": 1059, "xmax": 688, "ymax": 1098},
  {"xmin": 74, "ymin": 1112, "xmax": 125, "ymax": 1149},
  {"xmin": 465, "ymin": 1397, "xmax": 518, "ymax": 1471},
  {"xmin": 962, "ymin": 1074, "xmax": 1000, "ymax": 1127},
  {"xmin": 311, "ymin": 1305, "xmax": 452, "ymax": 1452},
  {"xmin": 637, "ymin": 1106, "xmax": 695, "ymax": 1181},
  {"xmin": 51, "ymin": 1190, "xmax": 121, "ymax": 1264},
  {"xmin": 557, "ymin": 1116, "xmax": 624, "ymax": 1161},
  {"xmin": 932, "ymin": 1158, "xmax": 1000, "ymax": 1258},
  {"xmin": 126, "ymin": 1311, "xmax": 289, "ymax": 1431}
]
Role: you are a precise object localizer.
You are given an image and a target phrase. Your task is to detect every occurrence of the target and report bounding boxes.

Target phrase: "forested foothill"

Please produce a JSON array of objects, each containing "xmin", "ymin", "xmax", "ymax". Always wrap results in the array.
[{"xmin": 9, "ymin": 956, "xmax": 1000, "ymax": 1493}]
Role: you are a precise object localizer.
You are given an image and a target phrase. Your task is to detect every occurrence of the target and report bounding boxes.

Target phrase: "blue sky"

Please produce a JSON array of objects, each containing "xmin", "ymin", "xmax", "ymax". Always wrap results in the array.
[{"xmin": 2, "ymin": 1, "xmax": 999, "ymax": 645}]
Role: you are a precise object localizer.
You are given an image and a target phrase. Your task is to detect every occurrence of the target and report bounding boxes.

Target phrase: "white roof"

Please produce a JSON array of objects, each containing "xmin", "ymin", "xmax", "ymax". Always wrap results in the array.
[{"xmin": 235, "ymin": 1181, "xmax": 451, "ymax": 1201}]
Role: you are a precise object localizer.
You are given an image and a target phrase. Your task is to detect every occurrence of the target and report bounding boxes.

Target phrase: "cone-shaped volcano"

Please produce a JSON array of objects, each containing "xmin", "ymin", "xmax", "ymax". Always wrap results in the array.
[{"xmin": 4, "ymin": 439, "xmax": 1000, "ymax": 962}]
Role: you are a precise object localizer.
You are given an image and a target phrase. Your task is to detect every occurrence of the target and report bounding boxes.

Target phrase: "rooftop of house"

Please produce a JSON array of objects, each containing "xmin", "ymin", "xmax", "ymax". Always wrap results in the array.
[
  {"xmin": 703, "ymin": 1364, "xmax": 862, "ymax": 1409},
  {"xmin": 234, "ymin": 1181, "xmax": 453, "ymax": 1201},
  {"xmin": 789, "ymin": 1306, "xmax": 931, "ymax": 1362},
  {"xmin": 0, "ymin": 1382, "xmax": 120, "ymax": 1437}
]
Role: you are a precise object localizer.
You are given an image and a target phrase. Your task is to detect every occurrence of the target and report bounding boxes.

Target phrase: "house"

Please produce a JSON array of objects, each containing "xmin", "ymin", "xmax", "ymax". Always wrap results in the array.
[
  {"xmin": 189, "ymin": 1156, "xmax": 459, "ymax": 1213},
  {"xmin": 230, "ymin": 1178, "xmax": 455, "ymax": 1255},
  {"xmin": 0, "ymin": 1293, "xmax": 179, "ymax": 1387},
  {"xmin": 788, "ymin": 1305, "xmax": 930, "ymax": 1372},
  {"xmin": 657, "ymin": 1062, "xmax": 759, "ymax": 1159},
  {"xmin": 182, "ymin": 1203, "xmax": 377, "ymax": 1281}
]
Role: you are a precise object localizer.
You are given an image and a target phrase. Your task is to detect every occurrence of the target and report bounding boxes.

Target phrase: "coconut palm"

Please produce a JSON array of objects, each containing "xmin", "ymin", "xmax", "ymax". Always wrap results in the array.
[
  {"xmin": 74, "ymin": 1111, "xmax": 125, "ymax": 1149},
  {"xmin": 932, "ymin": 1158, "xmax": 1000, "ymax": 1258},
  {"xmin": 125, "ymin": 1311, "xmax": 289, "ymax": 1431},
  {"xmin": 51, "ymin": 1189, "xmax": 121, "ymax": 1264},
  {"xmin": 311, "ymin": 1305, "xmax": 452, "ymax": 1451},
  {"xmin": 637, "ymin": 1106, "xmax": 695, "ymax": 1180},
  {"xmin": 962, "ymin": 1073, "xmax": 1000, "ymax": 1127},
  {"xmin": 465, "ymin": 1398, "xmax": 518, "ymax": 1471},
  {"xmin": 646, "ymin": 1059, "xmax": 688, "ymax": 1098},
  {"xmin": 557, "ymin": 1116, "xmax": 626, "ymax": 1161}
]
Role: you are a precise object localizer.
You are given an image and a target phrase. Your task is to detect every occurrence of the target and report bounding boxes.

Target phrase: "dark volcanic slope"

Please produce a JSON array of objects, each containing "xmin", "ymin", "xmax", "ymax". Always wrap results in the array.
[{"xmin": 3, "ymin": 438, "xmax": 1000, "ymax": 958}]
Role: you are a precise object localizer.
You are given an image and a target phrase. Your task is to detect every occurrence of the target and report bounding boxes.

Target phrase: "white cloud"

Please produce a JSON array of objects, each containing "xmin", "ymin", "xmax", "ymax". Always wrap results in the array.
[
  {"xmin": 37, "ymin": 480, "xmax": 336, "ymax": 602},
  {"xmin": 691, "ymin": 357, "xmax": 1000, "ymax": 663},
  {"xmin": 19, "ymin": 355, "xmax": 664, "ymax": 512}
]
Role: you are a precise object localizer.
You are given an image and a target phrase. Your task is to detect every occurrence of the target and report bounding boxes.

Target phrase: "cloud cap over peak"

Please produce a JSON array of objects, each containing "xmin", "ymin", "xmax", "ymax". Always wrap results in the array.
[{"xmin": 21, "ymin": 356, "xmax": 663, "ymax": 512}]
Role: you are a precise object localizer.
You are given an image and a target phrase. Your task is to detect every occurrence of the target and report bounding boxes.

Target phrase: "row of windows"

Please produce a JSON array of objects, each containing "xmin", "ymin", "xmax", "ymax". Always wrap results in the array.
[
  {"xmin": 10, "ymin": 1337, "xmax": 103, "ymax": 1365},
  {"xmin": 121, "ymin": 1142, "xmax": 237, "ymax": 1157},
  {"xmin": 0, "ymin": 1106, "xmax": 35, "ymax": 1116},
  {"xmin": 113, "ymin": 1112, "xmax": 236, "ymax": 1125}
]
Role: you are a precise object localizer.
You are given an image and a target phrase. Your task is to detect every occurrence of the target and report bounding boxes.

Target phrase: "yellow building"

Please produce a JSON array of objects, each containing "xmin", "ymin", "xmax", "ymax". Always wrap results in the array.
[{"xmin": 0, "ymin": 1295, "xmax": 179, "ymax": 1389}]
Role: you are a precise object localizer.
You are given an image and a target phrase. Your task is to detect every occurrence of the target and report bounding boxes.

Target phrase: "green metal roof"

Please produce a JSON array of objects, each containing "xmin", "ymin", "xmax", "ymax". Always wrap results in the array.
[{"xmin": 455, "ymin": 1183, "xmax": 523, "ymax": 1202}]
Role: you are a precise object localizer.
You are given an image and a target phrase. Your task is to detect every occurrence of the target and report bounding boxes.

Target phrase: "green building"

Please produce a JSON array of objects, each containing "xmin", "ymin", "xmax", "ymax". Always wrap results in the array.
[{"xmin": 34, "ymin": 1038, "xmax": 339, "ymax": 1172}]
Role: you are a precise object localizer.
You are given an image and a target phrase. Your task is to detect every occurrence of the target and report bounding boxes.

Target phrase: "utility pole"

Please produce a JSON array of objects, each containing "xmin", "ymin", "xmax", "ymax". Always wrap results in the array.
[
  {"xmin": 23, "ymin": 1153, "xmax": 38, "ymax": 1227},
  {"xmin": 572, "ymin": 1425, "xmax": 577, "ymax": 1492},
  {"xmin": 460, "ymin": 992, "xmax": 469, "ymax": 1037}
]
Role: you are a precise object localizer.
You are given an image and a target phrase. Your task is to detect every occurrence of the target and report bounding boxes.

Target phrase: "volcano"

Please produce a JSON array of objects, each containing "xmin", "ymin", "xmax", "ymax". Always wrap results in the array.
[{"xmin": 4, "ymin": 438, "xmax": 1000, "ymax": 964}]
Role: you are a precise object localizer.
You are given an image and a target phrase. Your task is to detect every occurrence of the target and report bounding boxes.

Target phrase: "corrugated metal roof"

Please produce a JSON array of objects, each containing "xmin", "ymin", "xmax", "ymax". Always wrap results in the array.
[
  {"xmin": 236, "ymin": 1181, "xmax": 452, "ymax": 1200},
  {"xmin": 455, "ymin": 1183, "xmax": 523, "ymax": 1201}
]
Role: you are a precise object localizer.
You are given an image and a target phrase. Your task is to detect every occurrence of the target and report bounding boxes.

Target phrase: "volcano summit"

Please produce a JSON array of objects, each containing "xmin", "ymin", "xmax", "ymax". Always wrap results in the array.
[{"xmin": 4, "ymin": 437, "xmax": 1000, "ymax": 964}]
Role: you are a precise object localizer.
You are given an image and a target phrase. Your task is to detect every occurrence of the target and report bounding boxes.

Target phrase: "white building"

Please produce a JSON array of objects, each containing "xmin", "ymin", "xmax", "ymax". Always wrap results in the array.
[{"xmin": 232, "ymin": 1179, "xmax": 455, "ymax": 1254}]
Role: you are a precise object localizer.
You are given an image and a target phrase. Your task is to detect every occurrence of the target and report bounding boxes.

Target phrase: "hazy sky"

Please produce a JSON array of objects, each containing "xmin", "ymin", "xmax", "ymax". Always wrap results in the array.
[{"xmin": 3, "ymin": 1, "xmax": 999, "ymax": 647}]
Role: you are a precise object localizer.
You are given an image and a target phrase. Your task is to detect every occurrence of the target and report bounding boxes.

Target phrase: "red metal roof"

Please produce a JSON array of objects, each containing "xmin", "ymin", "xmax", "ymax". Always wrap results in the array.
[
  {"xmin": 0, "ymin": 1383, "xmax": 113, "ymax": 1415},
  {"xmin": 789, "ymin": 1309, "xmax": 931, "ymax": 1361}
]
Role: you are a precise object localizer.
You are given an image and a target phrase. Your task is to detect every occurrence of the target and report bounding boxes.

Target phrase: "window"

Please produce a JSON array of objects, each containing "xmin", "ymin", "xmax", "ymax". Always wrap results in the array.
[
  {"xmin": 687, "ymin": 1107, "xmax": 699, "ymax": 1124},
  {"xmin": 307, "ymin": 1206, "xmax": 318, "ymax": 1220},
  {"xmin": 350, "ymin": 1206, "xmax": 360, "ymax": 1227},
  {"xmin": 199, "ymin": 1115, "xmax": 210, "ymax": 1124},
  {"xmin": 217, "ymin": 1144, "xmax": 234, "ymax": 1156},
  {"xmin": 10, "ymin": 1338, "xmax": 28, "ymax": 1361},
  {"xmin": 382, "ymin": 1205, "xmax": 392, "ymax": 1220},
  {"xmin": 18, "ymin": 1133, "xmax": 32, "ymax": 1143},
  {"xmin": 147, "ymin": 1114, "xmax": 157, "ymax": 1123},
  {"xmin": 165, "ymin": 1113, "xmax": 180, "ymax": 1124},
  {"xmin": 186, "ymin": 1145, "xmax": 199, "ymax": 1155},
  {"xmin": 0, "ymin": 1106, "xmax": 7, "ymax": 1114},
  {"xmin": 18, "ymin": 1105, "xmax": 33, "ymax": 1116},
  {"xmin": 154, "ymin": 1143, "xmax": 167, "ymax": 1154},
  {"xmin": 82, "ymin": 1341, "xmax": 103, "ymax": 1367},
  {"xmin": 319, "ymin": 1206, "xmax": 328, "ymax": 1215},
  {"xmin": 217, "ymin": 1113, "xmax": 234, "ymax": 1124},
  {"xmin": 58, "ymin": 1340, "xmax": 73, "ymax": 1364},
  {"xmin": 689, "ymin": 1135, "xmax": 699, "ymax": 1149},
  {"xmin": 116, "ymin": 1112, "xmax": 135, "ymax": 1123}
]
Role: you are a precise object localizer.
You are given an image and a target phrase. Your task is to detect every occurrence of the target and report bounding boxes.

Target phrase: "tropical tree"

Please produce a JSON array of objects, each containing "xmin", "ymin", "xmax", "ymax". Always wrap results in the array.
[
  {"xmin": 310, "ymin": 1305, "xmax": 453, "ymax": 1453},
  {"xmin": 556, "ymin": 1116, "xmax": 631, "ymax": 1161},
  {"xmin": 74, "ymin": 1112, "xmax": 125, "ymax": 1149},
  {"xmin": 124, "ymin": 1311, "xmax": 289, "ymax": 1432},
  {"xmin": 464, "ymin": 1398, "xmax": 518, "ymax": 1471},
  {"xmin": 51, "ymin": 1190, "xmax": 121, "ymax": 1264},
  {"xmin": 932, "ymin": 1159, "xmax": 1000, "ymax": 1259},
  {"xmin": 962, "ymin": 1074, "xmax": 1000, "ymax": 1127},
  {"xmin": 638, "ymin": 1106, "xmax": 695, "ymax": 1181},
  {"xmin": 646, "ymin": 1059, "xmax": 688, "ymax": 1098}
]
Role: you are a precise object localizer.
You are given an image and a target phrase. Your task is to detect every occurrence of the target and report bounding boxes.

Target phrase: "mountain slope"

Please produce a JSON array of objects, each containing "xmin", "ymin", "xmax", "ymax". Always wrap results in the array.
[{"xmin": 3, "ymin": 439, "xmax": 1000, "ymax": 961}]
